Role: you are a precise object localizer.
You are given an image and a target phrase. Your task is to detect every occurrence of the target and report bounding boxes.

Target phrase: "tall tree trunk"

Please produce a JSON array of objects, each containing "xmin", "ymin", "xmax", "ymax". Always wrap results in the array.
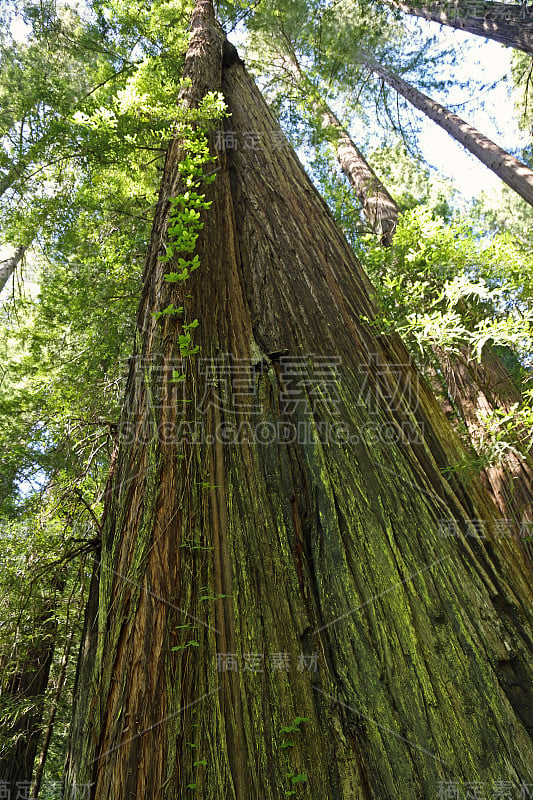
[
  {"xmin": 0, "ymin": 247, "xmax": 25, "ymax": 294},
  {"xmin": 281, "ymin": 50, "xmax": 399, "ymax": 245},
  {"xmin": 383, "ymin": 0, "xmax": 533, "ymax": 54},
  {"xmin": 65, "ymin": 3, "xmax": 533, "ymax": 798},
  {"xmin": 287, "ymin": 64, "xmax": 533, "ymax": 558},
  {"xmin": 0, "ymin": 600, "xmax": 57, "ymax": 796},
  {"xmin": 320, "ymin": 108, "xmax": 399, "ymax": 244},
  {"xmin": 361, "ymin": 56, "xmax": 533, "ymax": 207}
]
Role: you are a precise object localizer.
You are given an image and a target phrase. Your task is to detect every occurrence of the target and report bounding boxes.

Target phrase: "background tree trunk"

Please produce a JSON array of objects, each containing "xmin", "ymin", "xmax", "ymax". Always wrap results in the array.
[
  {"xmin": 30, "ymin": 597, "xmax": 80, "ymax": 799},
  {"xmin": 0, "ymin": 247, "xmax": 25, "ymax": 294},
  {"xmin": 361, "ymin": 56, "xmax": 533, "ymax": 207},
  {"xmin": 383, "ymin": 0, "xmax": 533, "ymax": 55},
  {"xmin": 281, "ymin": 50, "xmax": 399, "ymax": 245},
  {"xmin": 0, "ymin": 601, "xmax": 57, "ymax": 796},
  {"xmin": 320, "ymin": 107, "xmax": 399, "ymax": 244},
  {"xmin": 65, "ymin": 5, "xmax": 533, "ymax": 798}
]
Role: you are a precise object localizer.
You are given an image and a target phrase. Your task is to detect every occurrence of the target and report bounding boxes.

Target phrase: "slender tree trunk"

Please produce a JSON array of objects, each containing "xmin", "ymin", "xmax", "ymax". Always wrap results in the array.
[
  {"xmin": 320, "ymin": 108, "xmax": 399, "ymax": 244},
  {"xmin": 30, "ymin": 620, "xmax": 76, "ymax": 799},
  {"xmin": 0, "ymin": 602, "xmax": 57, "ymax": 796},
  {"xmin": 383, "ymin": 0, "xmax": 533, "ymax": 55},
  {"xmin": 361, "ymin": 56, "xmax": 533, "ymax": 207},
  {"xmin": 282, "ymin": 51, "xmax": 399, "ymax": 245},
  {"xmin": 0, "ymin": 247, "xmax": 25, "ymax": 294},
  {"xmin": 65, "ymin": 3, "xmax": 533, "ymax": 798}
]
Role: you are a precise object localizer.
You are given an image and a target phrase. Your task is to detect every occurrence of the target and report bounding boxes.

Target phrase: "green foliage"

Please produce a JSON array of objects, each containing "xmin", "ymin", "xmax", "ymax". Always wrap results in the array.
[
  {"xmin": 355, "ymin": 206, "xmax": 533, "ymax": 460},
  {"xmin": 160, "ymin": 112, "xmax": 223, "ymax": 269},
  {"xmin": 277, "ymin": 716, "xmax": 310, "ymax": 795},
  {"xmin": 0, "ymin": 0, "xmax": 532, "ymax": 791},
  {"xmin": 279, "ymin": 717, "xmax": 310, "ymax": 735},
  {"xmin": 476, "ymin": 387, "xmax": 533, "ymax": 464},
  {"xmin": 367, "ymin": 142, "xmax": 455, "ymax": 218},
  {"xmin": 470, "ymin": 184, "xmax": 533, "ymax": 251},
  {"xmin": 510, "ymin": 50, "xmax": 533, "ymax": 136},
  {"xmin": 359, "ymin": 208, "xmax": 533, "ymax": 361}
]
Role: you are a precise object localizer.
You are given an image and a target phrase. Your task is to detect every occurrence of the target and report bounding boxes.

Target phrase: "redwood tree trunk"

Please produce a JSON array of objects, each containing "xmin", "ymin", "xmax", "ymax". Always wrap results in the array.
[
  {"xmin": 435, "ymin": 343, "xmax": 533, "ymax": 551},
  {"xmin": 0, "ymin": 601, "xmax": 57, "ymax": 796},
  {"xmin": 0, "ymin": 247, "xmax": 24, "ymax": 294},
  {"xmin": 362, "ymin": 56, "xmax": 533, "ymax": 207},
  {"xmin": 320, "ymin": 108, "xmax": 399, "ymax": 244},
  {"xmin": 281, "ymin": 51, "xmax": 399, "ymax": 245},
  {"xmin": 383, "ymin": 0, "xmax": 533, "ymax": 55},
  {"xmin": 65, "ymin": 4, "xmax": 533, "ymax": 799}
]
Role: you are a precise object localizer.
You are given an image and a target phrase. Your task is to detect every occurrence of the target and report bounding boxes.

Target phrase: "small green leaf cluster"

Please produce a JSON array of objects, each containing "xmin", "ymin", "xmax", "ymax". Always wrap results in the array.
[
  {"xmin": 160, "ymin": 126, "xmax": 218, "ymax": 268},
  {"xmin": 155, "ymin": 114, "xmax": 225, "ymax": 369},
  {"xmin": 171, "ymin": 639, "xmax": 200, "ymax": 652},
  {"xmin": 152, "ymin": 303, "xmax": 184, "ymax": 320},
  {"xmin": 171, "ymin": 621, "xmax": 200, "ymax": 653},
  {"xmin": 284, "ymin": 773, "xmax": 308, "ymax": 796},
  {"xmin": 277, "ymin": 716, "xmax": 310, "ymax": 796}
]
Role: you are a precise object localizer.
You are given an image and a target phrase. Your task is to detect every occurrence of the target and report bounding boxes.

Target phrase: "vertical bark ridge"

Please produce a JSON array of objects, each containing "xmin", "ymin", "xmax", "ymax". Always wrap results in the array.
[{"xmin": 65, "ymin": 9, "xmax": 533, "ymax": 800}]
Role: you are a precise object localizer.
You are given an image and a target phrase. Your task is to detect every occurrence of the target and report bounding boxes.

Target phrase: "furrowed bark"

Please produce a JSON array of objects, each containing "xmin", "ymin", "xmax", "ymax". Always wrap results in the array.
[
  {"xmin": 383, "ymin": 0, "xmax": 533, "ymax": 55},
  {"xmin": 65, "ymin": 3, "xmax": 533, "ymax": 798},
  {"xmin": 435, "ymin": 344, "xmax": 533, "ymax": 558},
  {"xmin": 361, "ymin": 56, "xmax": 533, "ymax": 207}
]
